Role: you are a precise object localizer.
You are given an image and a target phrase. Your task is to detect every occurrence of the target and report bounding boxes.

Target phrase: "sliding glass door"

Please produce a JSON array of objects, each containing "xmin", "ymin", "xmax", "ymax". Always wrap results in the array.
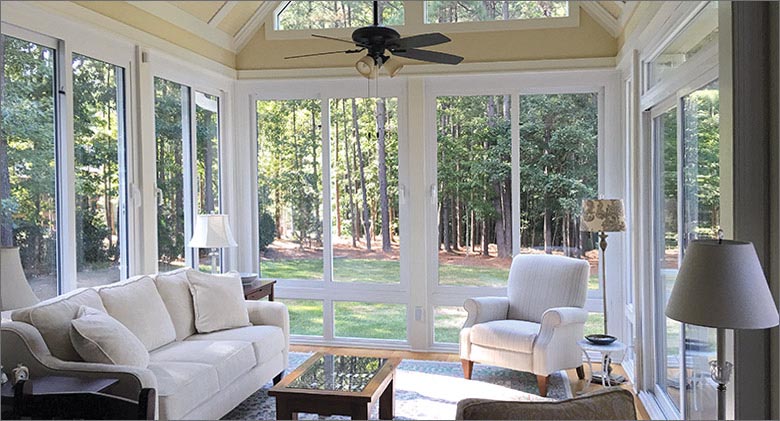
[{"xmin": 652, "ymin": 80, "xmax": 719, "ymax": 420}]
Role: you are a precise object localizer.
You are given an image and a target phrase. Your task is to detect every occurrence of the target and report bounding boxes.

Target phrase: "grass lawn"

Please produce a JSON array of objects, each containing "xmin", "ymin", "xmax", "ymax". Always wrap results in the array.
[{"xmin": 267, "ymin": 257, "xmax": 605, "ymax": 341}]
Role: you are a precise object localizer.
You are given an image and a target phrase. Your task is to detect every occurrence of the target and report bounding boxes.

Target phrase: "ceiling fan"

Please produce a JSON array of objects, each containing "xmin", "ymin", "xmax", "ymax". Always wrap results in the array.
[{"xmin": 284, "ymin": 1, "xmax": 464, "ymax": 78}]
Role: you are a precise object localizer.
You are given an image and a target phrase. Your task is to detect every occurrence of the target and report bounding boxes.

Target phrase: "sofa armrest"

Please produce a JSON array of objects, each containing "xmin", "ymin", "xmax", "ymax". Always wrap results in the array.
[
  {"xmin": 245, "ymin": 300, "xmax": 290, "ymax": 347},
  {"xmin": 1, "ymin": 320, "xmax": 157, "ymax": 403},
  {"xmin": 463, "ymin": 297, "xmax": 509, "ymax": 328}
]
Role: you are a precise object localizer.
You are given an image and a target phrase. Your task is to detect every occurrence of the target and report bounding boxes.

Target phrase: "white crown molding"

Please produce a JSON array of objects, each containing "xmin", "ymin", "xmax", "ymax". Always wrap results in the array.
[
  {"xmin": 236, "ymin": 56, "xmax": 616, "ymax": 80},
  {"xmin": 127, "ymin": 1, "xmax": 235, "ymax": 52},
  {"xmin": 618, "ymin": 1, "xmax": 640, "ymax": 30},
  {"xmin": 232, "ymin": 1, "xmax": 281, "ymax": 52},
  {"xmin": 208, "ymin": 1, "xmax": 237, "ymax": 27},
  {"xmin": 580, "ymin": 1, "xmax": 620, "ymax": 38}
]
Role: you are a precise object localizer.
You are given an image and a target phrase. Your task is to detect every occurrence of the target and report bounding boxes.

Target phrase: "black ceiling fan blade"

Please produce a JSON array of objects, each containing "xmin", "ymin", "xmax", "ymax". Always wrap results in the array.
[
  {"xmin": 392, "ymin": 48, "xmax": 464, "ymax": 65},
  {"xmin": 393, "ymin": 33, "xmax": 451, "ymax": 49},
  {"xmin": 312, "ymin": 34, "xmax": 367, "ymax": 48},
  {"xmin": 285, "ymin": 49, "xmax": 364, "ymax": 60}
]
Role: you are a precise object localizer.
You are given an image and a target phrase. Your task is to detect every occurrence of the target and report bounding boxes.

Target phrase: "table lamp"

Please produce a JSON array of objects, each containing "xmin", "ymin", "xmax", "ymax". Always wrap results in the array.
[
  {"xmin": 0, "ymin": 247, "xmax": 40, "ymax": 311},
  {"xmin": 581, "ymin": 199, "xmax": 626, "ymax": 335},
  {"xmin": 188, "ymin": 214, "xmax": 237, "ymax": 274},
  {"xmin": 666, "ymin": 239, "xmax": 779, "ymax": 420}
]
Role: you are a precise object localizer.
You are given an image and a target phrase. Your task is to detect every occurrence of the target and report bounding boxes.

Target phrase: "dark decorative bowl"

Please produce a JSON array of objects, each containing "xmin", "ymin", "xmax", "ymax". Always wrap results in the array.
[{"xmin": 585, "ymin": 334, "xmax": 617, "ymax": 345}]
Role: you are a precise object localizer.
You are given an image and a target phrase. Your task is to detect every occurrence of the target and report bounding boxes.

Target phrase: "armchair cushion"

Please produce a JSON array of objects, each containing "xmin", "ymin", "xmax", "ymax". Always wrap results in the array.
[
  {"xmin": 456, "ymin": 387, "xmax": 636, "ymax": 420},
  {"xmin": 470, "ymin": 320, "xmax": 540, "ymax": 353},
  {"xmin": 506, "ymin": 255, "xmax": 589, "ymax": 323}
]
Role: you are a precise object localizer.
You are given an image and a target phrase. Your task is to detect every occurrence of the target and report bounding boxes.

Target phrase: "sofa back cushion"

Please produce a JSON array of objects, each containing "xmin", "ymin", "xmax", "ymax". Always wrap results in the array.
[
  {"xmin": 187, "ymin": 270, "xmax": 250, "ymax": 333},
  {"xmin": 154, "ymin": 268, "xmax": 196, "ymax": 340},
  {"xmin": 70, "ymin": 305, "xmax": 150, "ymax": 367},
  {"xmin": 11, "ymin": 288, "xmax": 107, "ymax": 361},
  {"xmin": 506, "ymin": 254, "xmax": 589, "ymax": 323},
  {"xmin": 98, "ymin": 275, "xmax": 176, "ymax": 351}
]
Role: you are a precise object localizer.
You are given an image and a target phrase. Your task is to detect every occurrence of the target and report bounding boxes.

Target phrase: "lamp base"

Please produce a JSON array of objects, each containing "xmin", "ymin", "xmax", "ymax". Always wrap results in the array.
[{"xmin": 590, "ymin": 373, "xmax": 626, "ymax": 385}]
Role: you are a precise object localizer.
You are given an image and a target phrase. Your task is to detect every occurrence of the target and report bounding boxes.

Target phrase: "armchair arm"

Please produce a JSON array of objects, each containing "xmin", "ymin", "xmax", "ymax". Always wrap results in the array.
[
  {"xmin": 463, "ymin": 297, "xmax": 510, "ymax": 328},
  {"xmin": 245, "ymin": 300, "xmax": 290, "ymax": 347},
  {"xmin": 1, "ymin": 320, "xmax": 157, "ymax": 402},
  {"xmin": 532, "ymin": 307, "xmax": 588, "ymax": 375}
]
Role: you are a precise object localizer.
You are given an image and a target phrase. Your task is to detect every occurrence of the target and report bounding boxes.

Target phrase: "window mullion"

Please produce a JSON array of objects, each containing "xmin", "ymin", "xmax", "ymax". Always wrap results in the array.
[
  {"xmin": 321, "ymin": 97, "xmax": 335, "ymax": 341},
  {"xmin": 184, "ymin": 87, "xmax": 196, "ymax": 269},
  {"xmin": 511, "ymin": 92, "xmax": 520, "ymax": 257},
  {"xmin": 56, "ymin": 40, "xmax": 78, "ymax": 294}
]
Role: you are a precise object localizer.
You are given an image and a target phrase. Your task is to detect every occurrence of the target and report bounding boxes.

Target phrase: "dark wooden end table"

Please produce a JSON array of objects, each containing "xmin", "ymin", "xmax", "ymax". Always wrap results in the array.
[
  {"xmin": 1, "ymin": 375, "xmax": 155, "ymax": 420},
  {"xmin": 269, "ymin": 353, "xmax": 400, "ymax": 420},
  {"xmin": 243, "ymin": 279, "xmax": 276, "ymax": 301}
]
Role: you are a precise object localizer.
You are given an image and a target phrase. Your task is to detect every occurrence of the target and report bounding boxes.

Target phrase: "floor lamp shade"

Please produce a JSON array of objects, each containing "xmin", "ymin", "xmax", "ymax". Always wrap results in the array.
[
  {"xmin": 0, "ymin": 247, "xmax": 40, "ymax": 311},
  {"xmin": 666, "ymin": 240, "xmax": 779, "ymax": 329},
  {"xmin": 188, "ymin": 214, "xmax": 238, "ymax": 249},
  {"xmin": 581, "ymin": 199, "xmax": 626, "ymax": 233}
]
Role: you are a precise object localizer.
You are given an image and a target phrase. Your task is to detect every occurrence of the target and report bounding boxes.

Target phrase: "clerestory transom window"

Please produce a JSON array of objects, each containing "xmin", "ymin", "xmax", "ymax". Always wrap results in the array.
[{"xmin": 275, "ymin": 1, "xmax": 404, "ymax": 31}]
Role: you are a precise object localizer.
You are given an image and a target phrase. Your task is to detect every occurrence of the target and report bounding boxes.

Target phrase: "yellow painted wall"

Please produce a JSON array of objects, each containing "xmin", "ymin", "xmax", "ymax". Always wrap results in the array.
[
  {"xmin": 75, "ymin": 1, "xmax": 235, "ymax": 68},
  {"xmin": 236, "ymin": 10, "xmax": 617, "ymax": 71}
]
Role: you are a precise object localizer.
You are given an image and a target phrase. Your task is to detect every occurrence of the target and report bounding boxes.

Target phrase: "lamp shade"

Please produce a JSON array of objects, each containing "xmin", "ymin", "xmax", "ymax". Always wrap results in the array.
[
  {"xmin": 384, "ymin": 58, "xmax": 404, "ymax": 78},
  {"xmin": 0, "ymin": 247, "xmax": 40, "ymax": 311},
  {"xmin": 188, "ymin": 214, "xmax": 238, "ymax": 248},
  {"xmin": 581, "ymin": 199, "xmax": 626, "ymax": 233},
  {"xmin": 666, "ymin": 240, "xmax": 779, "ymax": 329},
  {"xmin": 355, "ymin": 56, "xmax": 377, "ymax": 79}
]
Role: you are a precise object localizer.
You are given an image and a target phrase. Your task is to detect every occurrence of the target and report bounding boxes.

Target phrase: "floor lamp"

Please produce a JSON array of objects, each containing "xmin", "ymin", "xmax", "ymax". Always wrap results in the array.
[
  {"xmin": 581, "ymin": 199, "xmax": 626, "ymax": 335},
  {"xmin": 666, "ymin": 239, "xmax": 779, "ymax": 420}
]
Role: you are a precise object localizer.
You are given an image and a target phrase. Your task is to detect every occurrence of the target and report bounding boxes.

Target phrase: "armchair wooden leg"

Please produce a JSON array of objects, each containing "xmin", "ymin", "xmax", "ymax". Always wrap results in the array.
[
  {"xmin": 576, "ymin": 365, "xmax": 586, "ymax": 380},
  {"xmin": 536, "ymin": 375, "xmax": 549, "ymax": 397},
  {"xmin": 461, "ymin": 359, "xmax": 473, "ymax": 380}
]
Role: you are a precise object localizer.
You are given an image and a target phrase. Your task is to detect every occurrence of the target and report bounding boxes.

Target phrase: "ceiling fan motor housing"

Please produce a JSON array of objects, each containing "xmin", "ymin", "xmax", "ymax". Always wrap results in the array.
[{"xmin": 352, "ymin": 26, "xmax": 402, "ymax": 64}]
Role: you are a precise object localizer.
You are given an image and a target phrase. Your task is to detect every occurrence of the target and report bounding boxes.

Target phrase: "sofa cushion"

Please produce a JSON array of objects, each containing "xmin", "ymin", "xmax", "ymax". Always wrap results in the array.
[
  {"xmin": 150, "ymin": 340, "xmax": 256, "ymax": 388},
  {"xmin": 187, "ymin": 270, "xmax": 250, "ymax": 333},
  {"xmin": 154, "ymin": 268, "xmax": 196, "ymax": 340},
  {"xmin": 470, "ymin": 320, "xmax": 540, "ymax": 354},
  {"xmin": 186, "ymin": 325, "xmax": 285, "ymax": 364},
  {"xmin": 98, "ymin": 276, "xmax": 176, "ymax": 351},
  {"xmin": 11, "ymin": 288, "xmax": 107, "ymax": 361},
  {"xmin": 70, "ymin": 305, "xmax": 149, "ymax": 368},
  {"xmin": 148, "ymin": 361, "xmax": 219, "ymax": 421}
]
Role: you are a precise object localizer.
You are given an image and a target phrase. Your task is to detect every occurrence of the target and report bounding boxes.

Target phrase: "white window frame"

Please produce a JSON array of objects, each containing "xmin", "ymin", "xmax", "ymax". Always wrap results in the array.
[
  {"xmin": 246, "ymin": 77, "xmax": 412, "ymax": 349},
  {"xmin": 423, "ymin": 69, "xmax": 622, "ymax": 352},
  {"xmin": 265, "ymin": 1, "xmax": 580, "ymax": 40}
]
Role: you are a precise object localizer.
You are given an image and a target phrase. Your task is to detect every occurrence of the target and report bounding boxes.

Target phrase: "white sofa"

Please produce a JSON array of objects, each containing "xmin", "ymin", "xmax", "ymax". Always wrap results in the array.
[{"xmin": 0, "ymin": 268, "xmax": 289, "ymax": 420}]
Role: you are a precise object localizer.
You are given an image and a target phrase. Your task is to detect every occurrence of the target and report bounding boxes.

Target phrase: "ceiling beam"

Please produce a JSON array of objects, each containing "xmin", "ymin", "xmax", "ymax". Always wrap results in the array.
[
  {"xmin": 209, "ymin": 1, "xmax": 237, "ymax": 27},
  {"xmin": 128, "ymin": 1, "xmax": 236, "ymax": 51},
  {"xmin": 580, "ymin": 2, "xmax": 620, "ymax": 38},
  {"xmin": 232, "ymin": 1, "xmax": 281, "ymax": 52}
]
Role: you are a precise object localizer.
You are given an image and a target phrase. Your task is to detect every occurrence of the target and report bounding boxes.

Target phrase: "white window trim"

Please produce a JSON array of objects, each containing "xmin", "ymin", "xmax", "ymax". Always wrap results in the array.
[{"xmin": 265, "ymin": 1, "xmax": 580, "ymax": 41}]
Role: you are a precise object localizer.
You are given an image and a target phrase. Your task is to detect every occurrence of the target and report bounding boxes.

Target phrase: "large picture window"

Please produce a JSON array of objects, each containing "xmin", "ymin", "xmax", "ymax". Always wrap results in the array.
[{"xmin": 1, "ymin": 35, "xmax": 59, "ymax": 300}]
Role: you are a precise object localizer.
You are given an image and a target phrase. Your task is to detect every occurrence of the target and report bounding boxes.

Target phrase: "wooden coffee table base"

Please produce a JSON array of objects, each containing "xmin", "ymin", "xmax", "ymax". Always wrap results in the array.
[
  {"xmin": 275, "ymin": 379, "xmax": 393, "ymax": 420},
  {"xmin": 269, "ymin": 353, "xmax": 399, "ymax": 420}
]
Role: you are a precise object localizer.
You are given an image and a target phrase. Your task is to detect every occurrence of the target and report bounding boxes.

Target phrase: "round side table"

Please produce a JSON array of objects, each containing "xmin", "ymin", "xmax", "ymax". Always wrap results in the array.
[{"xmin": 577, "ymin": 339, "xmax": 627, "ymax": 387}]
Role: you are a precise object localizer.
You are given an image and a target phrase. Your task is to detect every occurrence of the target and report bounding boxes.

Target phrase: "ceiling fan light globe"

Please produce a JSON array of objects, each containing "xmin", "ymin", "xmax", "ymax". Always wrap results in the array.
[
  {"xmin": 356, "ymin": 56, "xmax": 376, "ymax": 78},
  {"xmin": 384, "ymin": 59, "xmax": 403, "ymax": 77}
]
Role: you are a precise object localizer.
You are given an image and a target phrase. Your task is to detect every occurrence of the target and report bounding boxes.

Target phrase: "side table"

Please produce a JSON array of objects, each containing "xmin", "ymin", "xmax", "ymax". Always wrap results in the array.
[
  {"xmin": 243, "ymin": 279, "xmax": 276, "ymax": 301},
  {"xmin": 577, "ymin": 339, "xmax": 627, "ymax": 388}
]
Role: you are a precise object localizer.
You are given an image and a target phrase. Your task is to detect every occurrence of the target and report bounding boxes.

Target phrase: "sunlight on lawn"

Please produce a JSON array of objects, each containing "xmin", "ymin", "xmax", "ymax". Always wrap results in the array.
[
  {"xmin": 277, "ymin": 299, "xmax": 323, "ymax": 336},
  {"xmin": 334, "ymin": 302, "xmax": 407, "ymax": 340}
]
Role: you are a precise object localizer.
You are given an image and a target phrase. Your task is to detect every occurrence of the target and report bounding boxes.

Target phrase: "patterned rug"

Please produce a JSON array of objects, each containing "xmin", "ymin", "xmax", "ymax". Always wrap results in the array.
[{"xmin": 224, "ymin": 353, "xmax": 572, "ymax": 420}]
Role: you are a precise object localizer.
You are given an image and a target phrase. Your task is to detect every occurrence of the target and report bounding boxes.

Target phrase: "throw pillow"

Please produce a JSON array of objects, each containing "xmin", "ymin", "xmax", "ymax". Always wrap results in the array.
[
  {"xmin": 155, "ymin": 268, "xmax": 196, "ymax": 340},
  {"xmin": 98, "ymin": 275, "xmax": 177, "ymax": 351},
  {"xmin": 70, "ymin": 305, "xmax": 150, "ymax": 368},
  {"xmin": 187, "ymin": 270, "xmax": 250, "ymax": 333}
]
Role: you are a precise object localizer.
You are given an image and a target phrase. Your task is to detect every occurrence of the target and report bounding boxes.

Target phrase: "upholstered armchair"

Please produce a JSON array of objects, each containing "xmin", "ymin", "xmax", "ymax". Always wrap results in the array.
[{"xmin": 460, "ymin": 254, "xmax": 590, "ymax": 396}]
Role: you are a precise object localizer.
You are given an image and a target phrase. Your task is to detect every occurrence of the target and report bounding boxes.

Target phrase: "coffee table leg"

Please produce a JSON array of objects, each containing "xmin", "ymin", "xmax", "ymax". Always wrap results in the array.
[
  {"xmin": 276, "ymin": 398, "xmax": 297, "ymax": 420},
  {"xmin": 351, "ymin": 402, "xmax": 370, "ymax": 420},
  {"xmin": 379, "ymin": 378, "xmax": 394, "ymax": 420}
]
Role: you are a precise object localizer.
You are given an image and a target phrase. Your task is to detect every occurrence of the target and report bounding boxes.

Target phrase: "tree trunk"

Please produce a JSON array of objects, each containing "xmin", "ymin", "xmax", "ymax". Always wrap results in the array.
[
  {"xmin": 334, "ymin": 118, "xmax": 341, "ymax": 236},
  {"xmin": 544, "ymin": 207, "xmax": 552, "ymax": 254},
  {"xmin": 481, "ymin": 220, "xmax": 489, "ymax": 256},
  {"xmin": 352, "ymin": 99, "xmax": 371, "ymax": 251},
  {"xmin": 310, "ymin": 108, "xmax": 321, "ymax": 245},
  {"xmin": 342, "ymin": 101, "xmax": 358, "ymax": 247},
  {"xmin": 443, "ymin": 197, "xmax": 452, "ymax": 252},
  {"xmin": 376, "ymin": 98, "xmax": 391, "ymax": 252},
  {"xmin": 203, "ymin": 126, "xmax": 214, "ymax": 213}
]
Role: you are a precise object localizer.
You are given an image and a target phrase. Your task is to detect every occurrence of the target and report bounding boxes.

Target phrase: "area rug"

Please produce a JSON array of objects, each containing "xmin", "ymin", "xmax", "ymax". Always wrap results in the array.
[{"xmin": 224, "ymin": 353, "xmax": 572, "ymax": 420}]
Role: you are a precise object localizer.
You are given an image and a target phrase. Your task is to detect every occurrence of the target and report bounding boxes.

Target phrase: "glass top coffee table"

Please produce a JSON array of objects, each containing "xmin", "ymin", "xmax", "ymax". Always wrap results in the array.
[{"xmin": 269, "ymin": 353, "xmax": 401, "ymax": 420}]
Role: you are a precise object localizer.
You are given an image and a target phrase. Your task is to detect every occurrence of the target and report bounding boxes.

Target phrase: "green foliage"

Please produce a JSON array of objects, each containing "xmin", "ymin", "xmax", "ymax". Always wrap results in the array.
[
  {"xmin": 277, "ymin": 0, "xmax": 403, "ymax": 30},
  {"xmin": 258, "ymin": 211, "xmax": 276, "ymax": 251},
  {"xmin": 426, "ymin": 0, "xmax": 568, "ymax": 23}
]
